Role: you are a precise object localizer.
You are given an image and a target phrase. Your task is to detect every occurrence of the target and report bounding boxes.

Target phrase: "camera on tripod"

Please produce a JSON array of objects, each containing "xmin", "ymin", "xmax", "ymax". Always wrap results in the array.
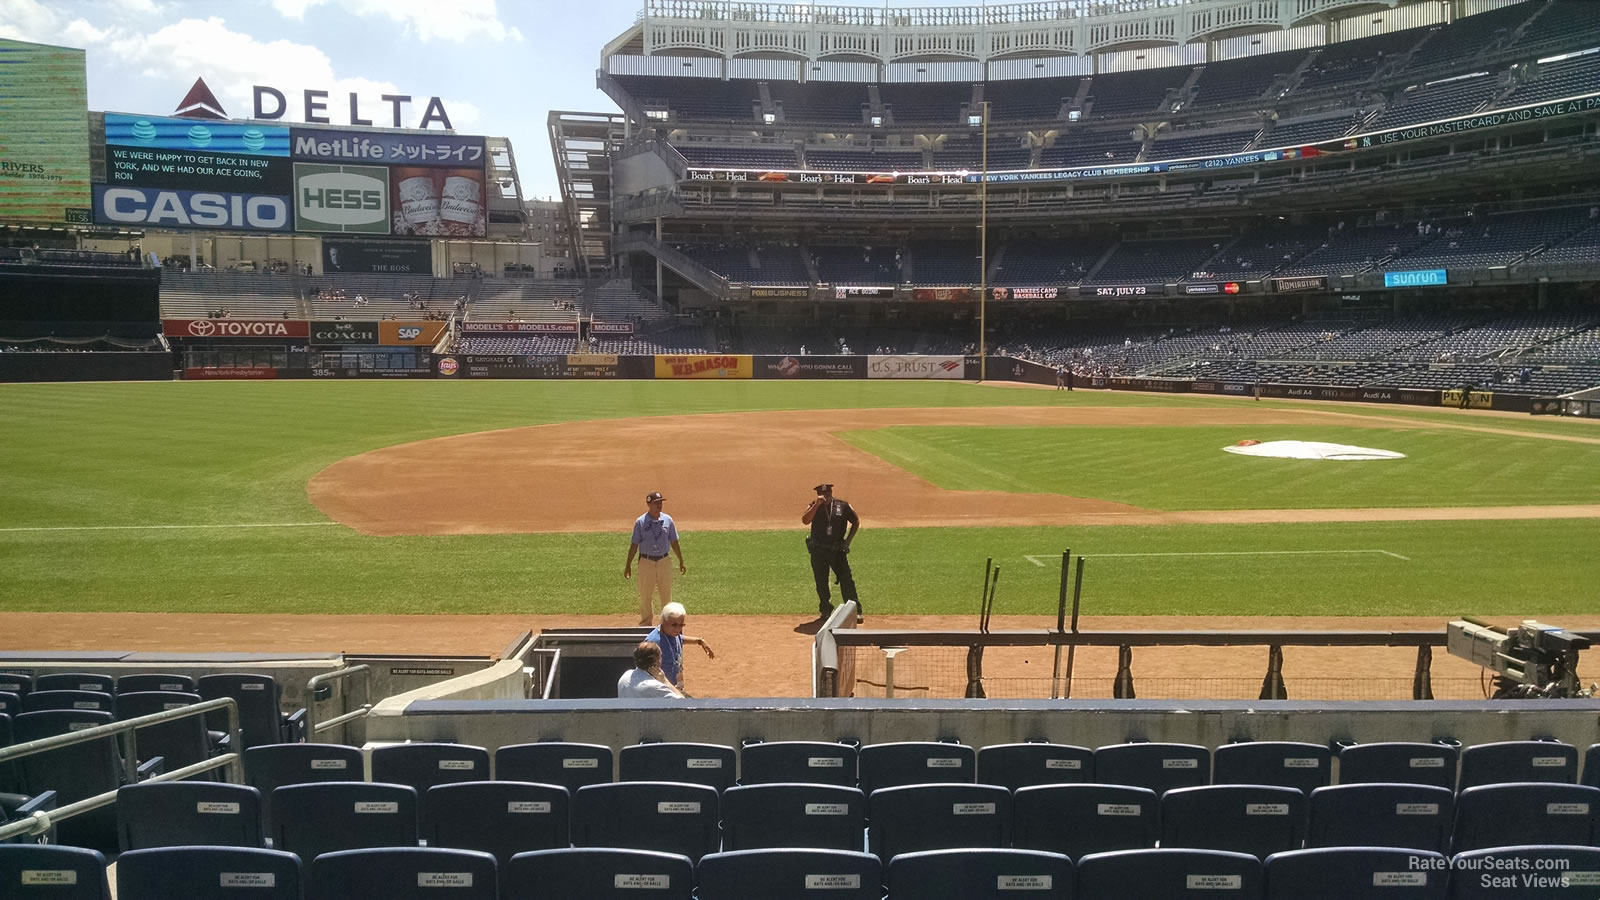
[{"xmin": 1446, "ymin": 617, "xmax": 1593, "ymax": 699}]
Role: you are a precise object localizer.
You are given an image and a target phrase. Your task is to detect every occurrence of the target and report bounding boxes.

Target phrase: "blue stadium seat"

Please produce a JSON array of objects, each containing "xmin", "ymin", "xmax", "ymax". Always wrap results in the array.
[
  {"xmin": 115, "ymin": 846, "xmax": 300, "ymax": 899},
  {"xmin": 1094, "ymin": 742, "xmax": 1210, "ymax": 796},
  {"xmin": 0, "ymin": 675, "xmax": 33, "ymax": 697},
  {"xmin": 618, "ymin": 742, "xmax": 736, "ymax": 791},
  {"xmin": 0, "ymin": 844, "xmax": 109, "ymax": 899},
  {"xmin": 494, "ymin": 742, "xmax": 613, "ymax": 792},
  {"xmin": 1264, "ymin": 846, "xmax": 1447, "ymax": 899},
  {"xmin": 1013, "ymin": 783, "xmax": 1159, "ymax": 858},
  {"xmin": 13, "ymin": 710, "xmax": 124, "ymax": 852},
  {"xmin": 571, "ymin": 782, "xmax": 719, "ymax": 862},
  {"xmin": 269, "ymin": 782, "xmax": 418, "ymax": 862},
  {"xmin": 698, "ymin": 848, "xmax": 882, "ymax": 900},
  {"xmin": 1076, "ymin": 848, "xmax": 1262, "ymax": 899},
  {"xmin": 858, "ymin": 742, "xmax": 976, "ymax": 795},
  {"xmin": 868, "ymin": 783, "xmax": 1011, "ymax": 861},
  {"xmin": 1451, "ymin": 783, "xmax": 1600, "ymax": 852},
  {"xmin": 309, "ymin": 847, "xmax": 496, "ymax": 900},
  {"xmin": 245, "ymin": 744, "xmax": 364, "ymax": 831},
  {"xmin": 887, "ymin": 848, "xmax": 1072, "ymax": 899},
  {"xmin": 370, "ymin": 743, "xmax": 490, "ymax": 792},
  {"xmin": 116, "ymin": 781, "xmax": 263, "ymax": 850},
  {"xmin": 115, "ymin": 673, "xmax": 197, "ymax": 695},
  {"xmin": 1214, "ymin": 742, "xmax": 1330, "ymax": 794},
  {"xmin": 421, "ymin": 781, "xmax": 569, "ymax": 866},
  {"xmin": 1446, "ymin": 845, "xmax": 1600, "ymax": 898},
  {"xmin": 977, "ymin": 742, "xmax": 1094, "ymax": 790},
  {"xmin": 22, "ymin": 690, "xmax": 113, "ymax": 715},
  {"xmin": 35, "ymin": 674, "xmax": 114, "ymax": 695},
  {"xmin": 115, "ymin": 691, "xmax": 213, "ymax": 774},
  {"xmin": 1586, "ymin": 745, "xmax": 1600, "ymax": 789},
  {"xmin": 1306, "ymin": 784, "xmax": 1453, "ymax": 853},
  {"xmin": 503, "ymin": 848, "xmax": 693, "ymax": 900},
  {"xmin": 1161, "ymin": 785, "xmax": 1306, "ymax": 859},
  {"xmin": 0, "ymin": 714, "xmax": 18, "ymax": 796},
  {"xmin": 0, "ymin": 692, "xmax": 19, "ymax": 719},
  {"xmin": 1337, "ymin": 742, "xmax": 1459, "ymax": 791},
  {"xmin": 721, "ymin": 783, "xmax": 865, "ymax": 851},
  {"xmin": 198, "ymin": 674, "xmax": 296, "ymax": 750},
  {"xmin": 740, "ymin": 741, "xmax": 857, "ymax": 787},
  {"xmin": 1458, "ymin": 741, "xmax": 1579, "ymax": 788}
]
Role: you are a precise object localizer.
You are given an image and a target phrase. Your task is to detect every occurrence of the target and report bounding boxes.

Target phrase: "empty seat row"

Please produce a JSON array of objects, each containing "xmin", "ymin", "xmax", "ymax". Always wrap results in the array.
[
  {"xmin": 8, "ymin": 841, "xmax": 1600, "ymax": 899},
  {"xmin": 0, "ymin": 672, "xmax": 204, "ymax": 696}
]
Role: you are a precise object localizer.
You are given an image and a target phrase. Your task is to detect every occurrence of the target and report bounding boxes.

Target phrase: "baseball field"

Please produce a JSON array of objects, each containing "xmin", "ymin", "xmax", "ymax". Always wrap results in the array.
[{"xmin": 4, "ymin": 378, "xmax": 1599, "ymax": 696}]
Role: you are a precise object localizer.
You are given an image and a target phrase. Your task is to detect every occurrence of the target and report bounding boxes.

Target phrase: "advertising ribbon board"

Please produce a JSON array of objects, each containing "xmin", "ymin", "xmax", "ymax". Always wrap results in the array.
[
  {"xmin": 990, "ymin": 287, "xmax": 1060, "ymax": 300},
  {"xmin": 867, "ymin": 355, "xmax": 966, "ymax": 380},
  {"xmin": 163, "ymin": 319, "xmax": 309, "ymax": 339},
  {"xmin": 750, "ymin": 287, "xmax": 810, "ymax": 299},
  {"xmin": 1272, "ymin": 275, "xmax": 1328, "ymax": 293},
  {"xmin": 590, "ymin": 322, "xmax": 634, "ymax": 335},
  {"xmin": 441, "ymin": 354, "xmax": 624, "ymax": 379},
  {"xmin": 1080, "ymin": 284, "xmax": 1161, "ymax": 298},
  {"xmin": 754, "ymin": 355, "xmax": 865, "ymax": 380},
  {"xmin": 0, "ymin": 39, "xmax": 92, "ymax": 224},
  {"xmin": 833, "ymin": 286, "xmax": 895, "ymax": 299},
  {"xmin": 1183, "ymin": 282, "xmax": 1242, "ymax": 295},
  {"xmin": 461, "ymin": 322, "xmax": 576, "ymax": 334},
  {"xmin": 185, "ymin": 366, "xmax": 277, "ymax": 380},
  {"xmin": 1384, "ymin": 269, "xmax": 1448, "ymax": 288},
  {"xmin": 378, "ymin": 321, "xmax": 447, "ymax": 346},
  {"xmin": 322, "ymin": 239, "xmax": 432, "ymax": 274},
  {"xmin": 912, "ymin": 288, "xmax": 974, "ymax": 301},
  {"xmin": 654, "ymin": 354, "xmax": 753, "ymax": 379},
  {"xmin": 310, "ymin": 320, "xmax": 380, "ymax": 345}
]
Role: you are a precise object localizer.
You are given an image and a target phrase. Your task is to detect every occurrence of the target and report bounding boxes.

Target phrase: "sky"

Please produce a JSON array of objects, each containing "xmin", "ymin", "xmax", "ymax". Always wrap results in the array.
[{"xmin": 0, "ymin": 0, "xmax": 662, "ymax": 201}]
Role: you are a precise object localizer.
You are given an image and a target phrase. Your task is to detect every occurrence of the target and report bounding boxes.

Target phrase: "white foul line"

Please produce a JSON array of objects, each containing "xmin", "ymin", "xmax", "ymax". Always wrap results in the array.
[
  {"xmin": 1023, "ymin": 549, "xmax": 1411, "ymax": 567},
  {"xmin": 0, "ymin": 522, "xmax": 340, "ymax": 533}
]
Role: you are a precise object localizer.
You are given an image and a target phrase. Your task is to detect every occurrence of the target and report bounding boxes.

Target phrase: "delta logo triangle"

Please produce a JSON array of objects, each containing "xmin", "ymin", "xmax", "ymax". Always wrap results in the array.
[{"xmin": 173, "ymin": 77, "xmax": 228, "ymax": 120}]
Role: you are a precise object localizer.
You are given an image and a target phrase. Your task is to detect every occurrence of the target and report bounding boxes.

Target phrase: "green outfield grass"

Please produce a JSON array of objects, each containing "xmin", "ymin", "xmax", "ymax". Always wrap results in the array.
[{"xmin": 2, "ymin": 379, "xmax": 1597, "ymax": 618}]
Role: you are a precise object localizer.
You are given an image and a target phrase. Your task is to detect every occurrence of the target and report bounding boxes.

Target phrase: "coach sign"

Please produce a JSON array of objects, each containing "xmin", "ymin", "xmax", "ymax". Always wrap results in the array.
[
  {"xmin": 310, "ymin": 321, "xmax": 379, "ymax": 345},
  {"xmin": 163, "ymin": 318, "xmax": 308, "ymax": 338}
]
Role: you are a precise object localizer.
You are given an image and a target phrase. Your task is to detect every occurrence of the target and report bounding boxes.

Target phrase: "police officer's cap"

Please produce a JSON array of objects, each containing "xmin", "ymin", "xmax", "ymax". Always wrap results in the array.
[{"xmin": 814, "ymin": 483, "xmax": 833, "ymax": 493}]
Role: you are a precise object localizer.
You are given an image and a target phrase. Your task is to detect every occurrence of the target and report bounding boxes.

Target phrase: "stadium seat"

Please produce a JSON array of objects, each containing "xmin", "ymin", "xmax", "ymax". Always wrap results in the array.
[
  {"xmin": 1264, "ymin": 846, "xmax": 1447, "ymax": 899},
  {"xmin": 0, "ymin": 693, "xmax": 19, "ymax": 719},
  {"xmin": 35, "ymin": 674, "xmax": 114, "ymax": 695},
  {"xmin": 1012, "ymin": 783, "xmax": 1159, "ymax": 858},
  {"xmin": 1445, "ymin": 845, "xmax": 1600, "ymax": 898},
  {"xmin": 1160, "ymin": 785, "xmax": 1307, "ymax": 859},
  {"xmin": 244, "ymin": 743, "xmax": 364, "ymax": 831},
  {"xmin": 22, "ymin": 690, "xmax": 113, "ymax": 715},
  {"xmin": 1451, "ymin": 783, "xmax": 1600, "ymax": 852},
  {"xmin": 309, "ymin": 847, "xmax": 496, "ymax": 900},
  {"xmin": 1306, "ymin": 783, "xmax": 1454, "ymax": 852},
  {"xmin": 571, "ymin": 782, "xmax": 719, "ymax": 862},
  {"xmin": 1076, "ymin": 847, "xmax": 1262, "ymax": 900},
  {"xmin": 115, "ymin": 846, "xmax": 300, "ymax": 900},
  {"xmin": 858, "ymin": 742, "xmax": 976, "ymax": 795},
  {"xmin": 502, "ymin": 848, "xmax": 693, "ymax": 900},
  {"xmin": 697, "ymin": 848, "xmax": 882, "ymax": 900},
  {"xmin": 887, "ymin": 848, "xmax": 1072, "ymax": 899},
  {"xmin": 370, "ymin": 743, "xmax": 490, "ymax": 792},
  {"xmin": 977, "ymin": 742, "xmax": 1094, "ymax": 790},
  {"xmin": 115, "ymin": 691, "xmax": 213, "ymax": 774},
  {"xmin": 115, "ymin": 673, "xmax": 197, "ymax": 695},
  {"xmin": 0, "ymin": 675, "xmax": 32, "ymax": 697},
  {"xmin": 269, "ymin": 782, "xmax": 418, "ymax": 862},
  {"xmin": 1458, "ymin": 741, "xmax": 1579, "ymax": 788},
  {"xmin": 1337, "ymin": 742, "xmax": 1459, "ymax": 790},
  {"xmin": 198, "ymin": 674, "xmax": 298, "ymax": 750},
  {"xmin": 721, "ymin": 783, "xmax": 865, "ymax": 851},
  {"xmin": 617, "ymin": 742, "xmax": 736, "ymax": 792},
  {"xmin": 1214, "ymin": 742, "xmax": 1330, "ymax": 794},
  {"xmin": 1586, "ymin": 745, "xmax": 1600, "ymax": 789},
  {"xmin": 1094, "ymin": 742, "xmax": 1210, "ymax": 796},
  {"xmin": 421, "ymin": 781, "xmax": 569, "ymax": 866},
  {"xmin": 0, "ymin": 844, "xmax": 110, "ymax": 899},
  {"xmin": 0, "ymin": 714, "xmax": 18, "ymax": 796},
  {"xmin": 116, "ymin": 781, "xmax": 263, "ymax": 850},
  {"xmin": 740, "ymin": 741, "xmax": 858, "ymax": 787},
  {"xmin": 867, "ymin": 783, "xmax": 1011, "ymax": 860},
  {"xmin": 13, "ymin": 710, "xmax": 125, "ymax": 852},
  {"xmin": 494, "ymin": 742, "xmax": 613, "ymax": 792}
]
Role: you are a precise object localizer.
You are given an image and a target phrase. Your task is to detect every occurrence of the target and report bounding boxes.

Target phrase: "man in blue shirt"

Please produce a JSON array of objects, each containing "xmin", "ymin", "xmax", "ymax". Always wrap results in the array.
[
  {"xmin": 646, "ymin": 601, "xmax": 715, "ymax": 693},
  {"xmin": 624, "ymin": 491, "xmax": 686, "ymax": 626}
]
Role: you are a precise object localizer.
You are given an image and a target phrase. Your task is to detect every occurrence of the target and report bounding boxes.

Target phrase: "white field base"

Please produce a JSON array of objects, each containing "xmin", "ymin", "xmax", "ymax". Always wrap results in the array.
[{"xmin": 1222, "ymin": 440, "xmax": 1406, "ymax": 461}]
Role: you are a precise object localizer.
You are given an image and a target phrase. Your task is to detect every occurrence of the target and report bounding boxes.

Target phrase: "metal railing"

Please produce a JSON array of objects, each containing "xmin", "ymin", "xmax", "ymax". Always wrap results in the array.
[
  {"xmin": 305, "ymin": 664, "xmax": 374, "ymax": 739},
  {"xmin": 0, "ymin": 697, "xmax": 241, "ymax": 841}
]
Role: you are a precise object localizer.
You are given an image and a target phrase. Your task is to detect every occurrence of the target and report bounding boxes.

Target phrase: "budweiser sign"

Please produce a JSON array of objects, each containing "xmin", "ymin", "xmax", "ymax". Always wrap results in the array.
[{"xmin": 163, "ymin": 319, "xmax": 309, "ymax": 338}]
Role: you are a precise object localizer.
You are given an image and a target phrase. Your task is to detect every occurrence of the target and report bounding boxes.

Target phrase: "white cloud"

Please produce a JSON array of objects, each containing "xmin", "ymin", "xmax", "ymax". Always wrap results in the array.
[
  {"xmin": 59, "ymin": 18, "xmax": 110, "ymax": 46},
  {"xmin": 273, "ymin": 0, "xmax": 523, "ymax": 43},
  {"xmin": 0, "ymin": 0, "xmax": 62, "ymax": 42}
]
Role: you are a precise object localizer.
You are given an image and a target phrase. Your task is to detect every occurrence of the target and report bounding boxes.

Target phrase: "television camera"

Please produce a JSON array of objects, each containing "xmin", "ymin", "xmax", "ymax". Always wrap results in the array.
[{"xmin": 1446, "ymin": 617, "xmax": 1593, "ymax": 699}]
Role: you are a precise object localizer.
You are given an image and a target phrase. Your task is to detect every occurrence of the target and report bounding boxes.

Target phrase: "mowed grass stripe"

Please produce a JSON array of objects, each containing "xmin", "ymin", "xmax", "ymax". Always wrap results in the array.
[{"xmin": 839, "ymin": 425, "xmax": 1600, "ymax": 509}]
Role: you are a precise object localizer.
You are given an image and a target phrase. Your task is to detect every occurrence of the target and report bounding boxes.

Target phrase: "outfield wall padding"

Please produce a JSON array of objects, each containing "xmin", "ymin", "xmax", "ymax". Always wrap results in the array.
[{"xmin": 0, "ymin": 352, "xmax": 172, "ymax": 383}]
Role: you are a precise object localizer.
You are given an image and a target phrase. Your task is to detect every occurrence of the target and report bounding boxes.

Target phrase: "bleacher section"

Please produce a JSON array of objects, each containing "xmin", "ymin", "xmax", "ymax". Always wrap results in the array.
[
  {"xmin": 1083, "ymin": 68, "xmax": 1176, "ymax": 118},
  {"xmin": 1505, "ymin": 48, "xmax": 1600, "ymax": 106},
  {"xmin": 907, "ymin": 240, "xmax": 979, "ymax": 285},
  {"xmin": 306, "ymin": 275, "xmax": 456, "ymax": 321},
  {"xmin": 991, "ymin": 237, "xmax": 1115, "ymax": 285},
  {"xmin": 470, "ymin": 279, "xmax": 581, "ymax": 323},
  {"xmin": 160, "ymin": 273, "xmax": 301, "ymax": 319},
  {"xmin": 1370, "ymin": 73, "xmax": 1502, "ymax": 130},
  {"xmin": 1146, "ymin": 127, "xmax": 1258, "ymax": 161},
  {"xmin": 1387, "ymin": 206, "xmax": 1593, "ymax": 271},
  {"xmin": 812, "ymin": 245, "xmax": 901, "ymax": 285},
  {"xmin": 1089, "ymin": 237, "xmax": 1224, "ymax": 286},
  {"xmin": 1189, "ymin": 51, "xmax": 1302, "ymax": 108},
  {"xmin": 672, "ymin": 143, "xmax": 799, "ymax": 169},
  {"xmin": 806, "ymin": 149, "xmax": 923, "ymax": 172}
]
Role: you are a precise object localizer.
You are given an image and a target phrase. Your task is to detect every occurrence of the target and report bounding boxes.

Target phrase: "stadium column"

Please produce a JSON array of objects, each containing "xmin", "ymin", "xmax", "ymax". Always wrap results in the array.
[
  {"xmin": 656, "ymin": 216, "xmax": 664, "ymax": 300},
  {"xmin": 978, "ymin": 100, "xmax": 990, "ymax": 381}
]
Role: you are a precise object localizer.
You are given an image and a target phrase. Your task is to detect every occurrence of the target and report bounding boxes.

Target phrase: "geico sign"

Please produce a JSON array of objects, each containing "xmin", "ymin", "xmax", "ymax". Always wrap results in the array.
[{"xmin": 96, "ymin": 187, "xmax": 290, "ymax": 231}]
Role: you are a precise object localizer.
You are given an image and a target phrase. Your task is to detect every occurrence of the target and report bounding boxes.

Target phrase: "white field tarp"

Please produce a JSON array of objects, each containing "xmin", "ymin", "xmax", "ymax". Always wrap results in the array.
[{"xmin": 1222, "ymin": 440, "xmax": 1405, "ymax": 460}]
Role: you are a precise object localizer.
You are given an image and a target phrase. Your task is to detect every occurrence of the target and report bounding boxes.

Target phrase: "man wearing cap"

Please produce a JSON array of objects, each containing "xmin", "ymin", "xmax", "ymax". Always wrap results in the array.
[
  {"xmin": 625, "ymin": 491, "xmax": 685, "ymax": 626},
  {"xmin": 802, "ymin": 483, "xmax": 861, "ymax": 619}
]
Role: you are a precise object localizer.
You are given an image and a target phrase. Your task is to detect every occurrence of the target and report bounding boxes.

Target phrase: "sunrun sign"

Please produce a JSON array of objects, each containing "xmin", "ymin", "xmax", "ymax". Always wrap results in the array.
[{"xmin": 1384, "ymin": 269, "xmax": 1448, "ymax": 288}]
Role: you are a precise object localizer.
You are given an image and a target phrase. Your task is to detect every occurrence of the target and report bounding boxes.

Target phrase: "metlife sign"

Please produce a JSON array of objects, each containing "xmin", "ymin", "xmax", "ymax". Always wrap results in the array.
[
  {"xmin": 1383, "ymin": 269, "xmax": 1448, "ymax": 288},
  {"xmin": 290, "ymin": 129, "xmax": 485, "ymax": 168},
  {"xmin": 294, "ymin": 163, "xmax": 389, "ymax": 234}
]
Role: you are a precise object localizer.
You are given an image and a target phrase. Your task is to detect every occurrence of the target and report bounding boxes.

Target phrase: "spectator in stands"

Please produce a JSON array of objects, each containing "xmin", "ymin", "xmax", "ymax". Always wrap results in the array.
[
  {"xmin": 616, "ymin": 641, "xmax": 683, "ymax": 699},
  {"xmin": 624, "ymin": 491, "xmax": 685, "ymax": 627},
  {"xmin": 646, "ymin": 602, "xmax": 714, "ymax": 695}
]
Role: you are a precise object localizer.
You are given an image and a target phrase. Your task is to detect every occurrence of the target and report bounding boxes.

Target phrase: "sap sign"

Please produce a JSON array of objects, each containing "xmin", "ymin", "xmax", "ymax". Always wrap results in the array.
[
  {"xmin": 93, "ymin": 185, "xmax": 291, "ymax": 232},
  {"xmin": 1384, "ymin": 269, "xmax": 1448, "ymax": 288},
  {"xmin": 294, "ymin": 163, "xmax": 389, "ymax": 234}
]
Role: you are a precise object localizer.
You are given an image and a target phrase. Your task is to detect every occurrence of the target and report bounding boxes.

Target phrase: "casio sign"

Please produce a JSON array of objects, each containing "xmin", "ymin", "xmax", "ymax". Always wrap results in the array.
[{"xmin": 95, "ymin": 186, "xmax": 290, "ymax": 231}]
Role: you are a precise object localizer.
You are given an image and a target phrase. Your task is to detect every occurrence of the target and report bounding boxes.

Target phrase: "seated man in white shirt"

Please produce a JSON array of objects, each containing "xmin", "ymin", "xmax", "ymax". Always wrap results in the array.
[{"xmin": 616, "ymin": 641, "xmax": 683, "ymax": 699}]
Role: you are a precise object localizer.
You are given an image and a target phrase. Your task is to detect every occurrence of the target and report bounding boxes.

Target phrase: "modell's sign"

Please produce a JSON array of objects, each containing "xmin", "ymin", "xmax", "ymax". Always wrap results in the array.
[
  {"xmin": 590, "ymin": 322, "xmax": 634, "ymax": 335},
  {"xmin": 163, "ymin": 319, "xmax": 308, "ymax": 338},
  {"xmin": 1272, "ymin": 275, "xmax": 1328, "ymax": 293},
  {"xmin": 461, "ymin": 322, "xmax": 577, "ymax": 334}
]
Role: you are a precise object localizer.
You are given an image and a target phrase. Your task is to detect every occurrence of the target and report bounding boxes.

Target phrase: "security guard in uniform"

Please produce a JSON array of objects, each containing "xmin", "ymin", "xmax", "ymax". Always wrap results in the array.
[{"xmin": 802, "ymin": 483, "xmax": 861, "ymax": 619}]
